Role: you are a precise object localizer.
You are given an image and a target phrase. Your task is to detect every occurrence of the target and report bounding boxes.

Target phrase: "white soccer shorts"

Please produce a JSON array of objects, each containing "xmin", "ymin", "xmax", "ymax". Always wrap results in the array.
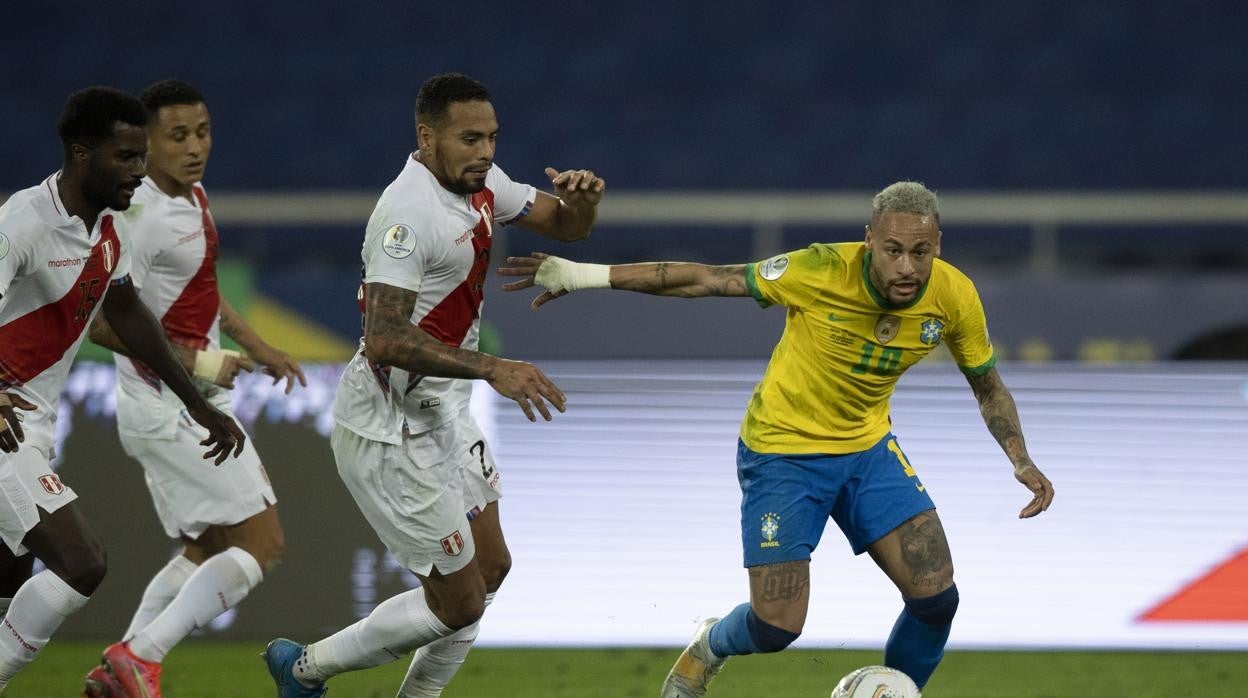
[
  {"xmin": 120, "ymin": 410, "xmax": 276, "ymax": 540},
  {"xmin": 0, "ymin": 439, "xmax": 78, "ymax": 555},
  {"xmin": 331, "ymin": 408, "xmax": 501, "ymax": 577}
]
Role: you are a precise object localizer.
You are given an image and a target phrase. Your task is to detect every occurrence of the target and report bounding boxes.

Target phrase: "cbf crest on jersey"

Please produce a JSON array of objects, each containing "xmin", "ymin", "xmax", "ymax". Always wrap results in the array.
[
  {"xmin": 920, "ymin": 318, "xmax": 945, "ymax": 345},
  {"xmin": 760, "ymin": 512, "xmax": 781, "ymax": 548},
  {"xmin": 382, "ymin": 224, "xmax": 417, "ymax": 259},
  {"xmin": 874, "ymin": 314, "xmax": 901, "ymax": 344}
]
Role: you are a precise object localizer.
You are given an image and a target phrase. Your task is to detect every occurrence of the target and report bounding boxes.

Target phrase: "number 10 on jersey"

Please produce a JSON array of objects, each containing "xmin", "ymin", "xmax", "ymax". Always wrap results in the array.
[{"xmin": 851, "ymin": 341, "xmax": 902, "ymax": 375}]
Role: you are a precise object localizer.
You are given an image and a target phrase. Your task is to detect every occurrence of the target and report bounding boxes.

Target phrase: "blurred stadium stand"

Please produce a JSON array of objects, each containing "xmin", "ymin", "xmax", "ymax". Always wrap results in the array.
[{"xmin": 4, "ymin": 1, "xmax": 1246, "ymax": 360}]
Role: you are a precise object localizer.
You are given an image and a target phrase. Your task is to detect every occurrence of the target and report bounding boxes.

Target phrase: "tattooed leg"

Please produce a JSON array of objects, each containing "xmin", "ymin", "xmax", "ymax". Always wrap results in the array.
[{"xmin": 868, "ymin": 510, "xmax": 955, "ymax": 597}]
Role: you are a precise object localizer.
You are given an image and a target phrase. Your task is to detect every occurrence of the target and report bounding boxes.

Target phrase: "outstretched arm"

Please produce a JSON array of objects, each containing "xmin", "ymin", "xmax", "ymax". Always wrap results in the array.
[
  {"xmin": 499, "ymin": 253, "xmax": 751, "ymax": 308},
  {"xmin": 90, "ymin": 303, "xmax": 255, "ymax": 390},
  {"xmin": 364, "ymin": 282, "xmax": 566, "ymax": 421},
  {"xmin": 966, "ymin": 367, "xmax": 1054, "ymax": 518},
  {"xmin": 100, "ymin": 280, "xmax": 245, "ymax": 463}
]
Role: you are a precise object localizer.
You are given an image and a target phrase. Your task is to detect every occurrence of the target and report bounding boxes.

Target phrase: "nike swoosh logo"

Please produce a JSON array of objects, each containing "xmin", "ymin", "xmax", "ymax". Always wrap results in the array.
[
  {"xmin": 915, "ymin": 483, "xmax": 926, "ymax": 492},
  {"xmin": 131, "ymin": 665, "xmax": 151, "ymax": 698},
  {"xmin": 827, "ymin": 313, "xmax": 855, "ymax": 322}
]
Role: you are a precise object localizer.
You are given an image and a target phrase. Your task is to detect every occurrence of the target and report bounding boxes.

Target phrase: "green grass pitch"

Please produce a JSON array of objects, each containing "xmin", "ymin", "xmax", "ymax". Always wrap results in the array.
[{"xmin": 8, "ymin": 643, "xmax": 1245, "ymax": 696}]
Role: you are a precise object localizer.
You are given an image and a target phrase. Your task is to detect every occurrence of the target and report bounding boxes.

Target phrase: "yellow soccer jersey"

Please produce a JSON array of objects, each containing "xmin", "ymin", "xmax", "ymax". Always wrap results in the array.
[{"xmin": 740, "ymin": 241, "xmax": 995, "ymax": 454}]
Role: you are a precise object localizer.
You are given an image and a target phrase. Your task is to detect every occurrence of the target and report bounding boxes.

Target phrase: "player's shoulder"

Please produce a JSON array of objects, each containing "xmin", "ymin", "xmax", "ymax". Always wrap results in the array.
[
  {"xmin": 788, "ymin": 241, "xmax": 858, "ymax": 275},
  {"xmin": 0, "ymin": 182, "xmax": 54, "ymax": 246},
  {"xmin": 484, "ymin": 161, "xmax": 522, "ymax": 188},
  {"xmin": 932, "ymin": 256, "xmax": 976, "ymax": 290}
]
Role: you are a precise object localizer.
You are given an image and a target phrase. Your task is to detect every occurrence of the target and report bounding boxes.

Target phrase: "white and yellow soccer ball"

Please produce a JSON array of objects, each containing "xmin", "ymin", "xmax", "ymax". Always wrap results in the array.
[{"xmin": 831, "ymin": 665, "xmax": 921, "ymax": 697}]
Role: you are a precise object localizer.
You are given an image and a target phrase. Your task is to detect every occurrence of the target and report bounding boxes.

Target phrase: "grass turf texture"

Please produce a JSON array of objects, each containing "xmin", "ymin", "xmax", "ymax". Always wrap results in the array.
[{"xmin": 9, "ymin": 644, "xmax": 1245, "ymax": 696}]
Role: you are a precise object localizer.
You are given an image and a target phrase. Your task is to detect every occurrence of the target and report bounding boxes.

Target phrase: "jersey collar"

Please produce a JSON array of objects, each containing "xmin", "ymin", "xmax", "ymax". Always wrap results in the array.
[{"xmin": 860, "ymin": 251, "xmax": 929, "ymax": 310}]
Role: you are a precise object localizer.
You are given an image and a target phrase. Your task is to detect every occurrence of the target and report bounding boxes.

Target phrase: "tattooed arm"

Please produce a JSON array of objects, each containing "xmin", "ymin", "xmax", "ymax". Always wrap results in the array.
[
  {"xmin": 363, "ymin": 282, "xmax": 565, "ymax": 421},
  {"xmin": 966, "ymin": 367, "xmax": 1055, "ymax": 518},
  {"xmin": 607, "ymin": 262, "xmax": 751, "ymax": 298},
  {"xmin": 498, "ymin": 253, "xmax": 751, "ymax": 308}
]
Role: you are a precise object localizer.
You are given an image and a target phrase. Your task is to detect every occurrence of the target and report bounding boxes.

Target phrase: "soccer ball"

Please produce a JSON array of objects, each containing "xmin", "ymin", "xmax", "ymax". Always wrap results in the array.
[{"xmin": 831, "ymin": 665, "xmax": 921, "ymax": 697}]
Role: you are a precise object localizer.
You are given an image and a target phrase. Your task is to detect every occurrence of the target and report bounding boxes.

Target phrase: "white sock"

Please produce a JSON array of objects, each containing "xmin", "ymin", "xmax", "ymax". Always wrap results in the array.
[
  {"xmin": 398, "ymin": 592, "xmax": 494, "ymax": 697},
  {"xmin": 294, "ymin": 587, "xmax": 452, "ymax": 685},
  {"xmin": 129, "ymin": 547, "xmax": 262, "ymax": 663},
  {"xmin": 0, "ymin": 571, "xmax": 90, "ymax": 685},
  {"xmin": 122, "ymin": 555, "xmax": 198, "ymax": 642}
]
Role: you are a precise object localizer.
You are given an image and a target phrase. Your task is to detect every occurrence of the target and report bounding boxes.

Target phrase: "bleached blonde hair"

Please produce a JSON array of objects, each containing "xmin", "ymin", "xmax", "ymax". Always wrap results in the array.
[{"xmin": 871, "ymin": 181, "xmax": 940, "ymax": 224}]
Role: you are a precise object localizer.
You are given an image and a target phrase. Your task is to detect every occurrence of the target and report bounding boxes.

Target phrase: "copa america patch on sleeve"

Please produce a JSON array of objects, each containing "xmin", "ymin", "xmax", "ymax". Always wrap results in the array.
[
  {"xmin": 382, "ymin": 224, "xmax": 416, "ymax": 258},
  {"xmin": 759, "ymin": 254, "xmax": 789, "ymax": 280}
]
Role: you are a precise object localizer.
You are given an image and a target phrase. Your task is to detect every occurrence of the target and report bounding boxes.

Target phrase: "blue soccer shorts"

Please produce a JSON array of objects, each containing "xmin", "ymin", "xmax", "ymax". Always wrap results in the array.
[{"xmin": 737, "ymin": 433, "xmax": 936, "ymax": 567}]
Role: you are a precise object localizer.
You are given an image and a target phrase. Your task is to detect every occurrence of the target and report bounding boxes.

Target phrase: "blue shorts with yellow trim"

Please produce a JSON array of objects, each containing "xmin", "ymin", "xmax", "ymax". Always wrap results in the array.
[{"xmin": 737, "ymin": 433, "xmax": 935, "ymax": 567}]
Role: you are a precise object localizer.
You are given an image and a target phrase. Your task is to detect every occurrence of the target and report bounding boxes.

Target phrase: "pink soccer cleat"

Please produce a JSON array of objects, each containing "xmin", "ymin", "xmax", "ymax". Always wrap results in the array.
[{"xmin": 102, "ymin": 642, "xmax": 163, "ymax": 698}]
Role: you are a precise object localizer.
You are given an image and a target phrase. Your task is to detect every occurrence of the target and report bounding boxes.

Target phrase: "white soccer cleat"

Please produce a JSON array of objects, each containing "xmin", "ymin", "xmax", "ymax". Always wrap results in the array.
[{"xmin": 660, "ymin": 617, "xmax": 727, "ymax": 697}]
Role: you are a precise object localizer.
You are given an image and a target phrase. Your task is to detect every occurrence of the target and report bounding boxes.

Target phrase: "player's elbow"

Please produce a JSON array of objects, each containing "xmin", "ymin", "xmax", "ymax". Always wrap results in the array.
[
  {"xmin": 87, "ymin": 317, "xmax": 110, "ymax": 346},
  {"xmin": 361, "ymin": 337, "xmax": 394, "ymax": 366}
]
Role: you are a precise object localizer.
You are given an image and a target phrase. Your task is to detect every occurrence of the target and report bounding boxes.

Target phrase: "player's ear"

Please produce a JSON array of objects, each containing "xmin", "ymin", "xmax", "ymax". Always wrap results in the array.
[
  {"xmin": 416, "ymin": 122, "xmax": 434, "ymax": 151},
  {"xmin": 864, "ymin": 224, "xmax": 873, "ymax": 245},
  {"xmin": 71, "ymin": 142, "xmax": 91, "ymax": 164}
]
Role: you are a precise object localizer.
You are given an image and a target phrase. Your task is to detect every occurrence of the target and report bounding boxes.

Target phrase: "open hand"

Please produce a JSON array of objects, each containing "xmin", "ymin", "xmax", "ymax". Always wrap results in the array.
[
  {"xmin": 250, "ymin": 345, "xmax": 307, "ymax": 394},
  {"xmin": 498, "ymin": 253, "xmax": 570, "ymax": 309},
  {"xmin": 485, "ymin": 357, "xmax": 567, "ymax": 422},
  {"xmin": 187, "ymin": 402, "xmax": 247, "ymax": 465}
]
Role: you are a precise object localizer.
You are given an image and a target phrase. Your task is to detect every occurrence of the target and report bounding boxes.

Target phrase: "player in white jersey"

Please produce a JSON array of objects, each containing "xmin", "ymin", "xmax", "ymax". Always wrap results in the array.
[
  {"xmin": 265, "ymin": 72, "xmax": 604, "ymax": 697},
  {"xmin": 0, "ymin": 87, "xmax": 244, "ymax": 692},
  {"xmin": 79, "ymin": 80, "xmax": 306, "ymax": 698}
]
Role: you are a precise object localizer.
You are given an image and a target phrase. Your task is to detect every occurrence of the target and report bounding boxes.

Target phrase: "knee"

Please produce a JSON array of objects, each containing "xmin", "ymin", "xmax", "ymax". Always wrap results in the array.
[
  {"xmin": 62, "ymin": 542, "xmax": 107, "ymax": 596},
  {"xmin": 905, "ymin": 583, "xmax": 959, "ymax": 626},
  {"xmin": 747, "ymin": 608, "xmax": 801, "ymax": 653},
  {"xmin": 430, "ymin": 577, "xmax": 487, "ymax": 630},
  {"xmin": 259, "ymin": 527, "xmax": 286, "ymax": 573},
  {"xmin": 482, "ymin": 551, "xmax": 511, "ymax": 593},
  {"xmin": 443, "ymin": 591, "xmax": 486, "ymax": 629}
]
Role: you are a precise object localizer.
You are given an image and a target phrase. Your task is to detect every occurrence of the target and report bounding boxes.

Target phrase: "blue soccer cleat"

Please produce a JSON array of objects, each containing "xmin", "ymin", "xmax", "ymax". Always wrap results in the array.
[{"xmin": 263, "ymin": 638, "xmax": 327, "ymax": 697}]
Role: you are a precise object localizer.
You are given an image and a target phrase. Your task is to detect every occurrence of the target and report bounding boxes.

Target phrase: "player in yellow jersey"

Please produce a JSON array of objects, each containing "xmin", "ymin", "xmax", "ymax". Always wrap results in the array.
[{"xmin": 499, "ymin": 181, "xmax": 1054, "ymax": 696}]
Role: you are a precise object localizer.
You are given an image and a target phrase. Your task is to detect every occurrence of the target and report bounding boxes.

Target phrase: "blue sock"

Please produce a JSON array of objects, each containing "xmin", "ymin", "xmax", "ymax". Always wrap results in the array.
[
  {"xmin": 883, "ymin": 584, "xmax": 959, "ymax": 688},
  {"xmin": 708, "ymin": 603, "xmax": 800, "ymax": 657}
]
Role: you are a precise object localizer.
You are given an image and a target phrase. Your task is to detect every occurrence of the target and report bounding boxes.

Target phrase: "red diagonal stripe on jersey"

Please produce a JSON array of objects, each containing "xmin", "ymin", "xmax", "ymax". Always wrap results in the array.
[
  {"xmin": 417, "ymin": 189, "xmax": 494, "ymax": 347},
  {"xmin": 1139, "ymin": 546, "xmax": 1248, "ymax": 621},
  {"xmin": 161, "ymin": 187, "xmax": 219, "ymax": 349},
  {"xmin": 0, "ymin": 218, "xmax": 121, "ymax": 387}
]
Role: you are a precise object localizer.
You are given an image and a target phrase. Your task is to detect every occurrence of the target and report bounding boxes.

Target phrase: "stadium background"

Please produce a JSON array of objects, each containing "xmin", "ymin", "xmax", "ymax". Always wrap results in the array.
[{"xmin": 3, "ymin": 1, "xmax": 1248, "ymax": 694}]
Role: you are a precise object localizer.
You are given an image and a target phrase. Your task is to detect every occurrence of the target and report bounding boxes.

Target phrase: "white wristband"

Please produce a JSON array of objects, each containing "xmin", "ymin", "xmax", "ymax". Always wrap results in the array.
[
  {"xmin": 193, "ymin": 349, "xmax": 240, "ymax": 382},
  {"xmin": 534, "ymin": 256, "xmax": 611, "ymax": 294}
]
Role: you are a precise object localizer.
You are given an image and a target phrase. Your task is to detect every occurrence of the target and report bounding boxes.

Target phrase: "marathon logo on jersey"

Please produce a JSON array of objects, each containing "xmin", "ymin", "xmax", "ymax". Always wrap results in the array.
[
  {"xmin": 37, "ymin": 474, "xmax": 65, "ymax": 496},
  {"xmin": 441, "ymin": 530, "xmax": 465, "ymax": 556},
  {"xmin": 759, "ymin": 254, "xmax": 789, "ymax": 281},
  {"xmin": 760, "ymin": 512, "xmax": 781, "ymax": 548},
  {"xmin": 874, "ymin": 314, "xmax": 901, "ymax": 344},
  {"xmin": 920, "ymin": 318, "xmax": 945, "ymax": 345},
  {"xmin": 382, "ymin": 224, "xmax": 417, "ymax": 259}
]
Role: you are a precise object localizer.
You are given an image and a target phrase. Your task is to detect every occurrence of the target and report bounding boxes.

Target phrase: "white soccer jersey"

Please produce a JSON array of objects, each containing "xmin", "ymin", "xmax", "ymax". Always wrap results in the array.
[
  {"xmin": 334, "ymin": 155, "xmax": 536, "ymax": 443},
  {"xmin": 112, "ymin": 179, "xmax": 225, "ymax": 438},
  {"xmin": 0, "ymin": 174, "xmax": 131, "ymax": 453}
]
